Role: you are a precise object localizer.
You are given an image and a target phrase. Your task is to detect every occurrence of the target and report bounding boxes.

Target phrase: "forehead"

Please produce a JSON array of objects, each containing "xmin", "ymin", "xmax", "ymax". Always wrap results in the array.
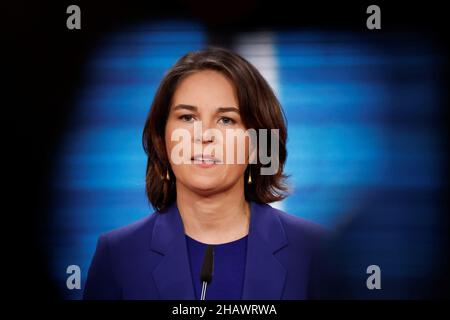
[{"xmin": 171, "ymin": 70, "xmax": 238, "ymax": 110}]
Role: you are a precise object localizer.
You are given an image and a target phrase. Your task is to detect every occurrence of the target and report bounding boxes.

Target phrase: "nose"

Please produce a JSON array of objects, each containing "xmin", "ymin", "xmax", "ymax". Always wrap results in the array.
[{"xmin": 194, "ymin": 121, "xmax": 215, "ymax": 144}]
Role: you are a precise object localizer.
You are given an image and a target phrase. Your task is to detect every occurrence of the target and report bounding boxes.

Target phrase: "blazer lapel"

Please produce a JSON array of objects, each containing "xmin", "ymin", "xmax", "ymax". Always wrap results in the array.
[
  {"xmin": 242, "ymin": 201, "xmax": 288, "ymax": 299},
  {"xmin": 149, "ymin": 200, "xmax": 288, "ymax": 300},
  {"xmin": 150, "ymin": 202, "xmax": 196, "ymax": 299}
]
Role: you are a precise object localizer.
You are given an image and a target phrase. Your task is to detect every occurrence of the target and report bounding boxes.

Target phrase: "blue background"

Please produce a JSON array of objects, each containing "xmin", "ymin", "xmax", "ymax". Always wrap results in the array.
[{"xmin": 47, "ymin": 21, "xmax": 446, "ymax": 299}]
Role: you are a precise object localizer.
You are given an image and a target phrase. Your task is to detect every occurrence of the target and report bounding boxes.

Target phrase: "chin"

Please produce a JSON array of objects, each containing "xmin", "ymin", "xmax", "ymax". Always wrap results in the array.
[
  {"xmin": 188, "ymin": 179, "xmax": 221, "ymax": 191},
  {"xmin": 181, "ymin": 175, "xmax": 230, "ymax": 194}
]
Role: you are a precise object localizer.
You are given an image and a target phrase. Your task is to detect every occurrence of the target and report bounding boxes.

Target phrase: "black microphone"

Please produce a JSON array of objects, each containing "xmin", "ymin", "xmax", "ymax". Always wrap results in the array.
[{"xmin": 200, "ymin": 244, "xmax": 214, "ymax": 300}]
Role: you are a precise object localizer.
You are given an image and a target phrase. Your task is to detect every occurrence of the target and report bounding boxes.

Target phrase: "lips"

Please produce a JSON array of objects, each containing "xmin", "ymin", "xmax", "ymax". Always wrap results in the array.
[{"xmin": 191, "ymin": 154, "xmax": 221, "ymax": 164}]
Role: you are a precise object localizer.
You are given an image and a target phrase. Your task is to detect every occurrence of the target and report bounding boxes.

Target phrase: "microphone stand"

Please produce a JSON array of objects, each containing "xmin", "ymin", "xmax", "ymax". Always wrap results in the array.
[{"xmin": 200, "ymin": 245, "xmax": 214, "ymax": 300}]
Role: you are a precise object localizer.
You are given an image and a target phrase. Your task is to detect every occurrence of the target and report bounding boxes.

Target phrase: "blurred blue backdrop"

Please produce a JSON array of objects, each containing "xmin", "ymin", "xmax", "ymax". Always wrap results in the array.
[{"xmin": 47, "ymin": 21, "xmax": 447, "ymax": 299}]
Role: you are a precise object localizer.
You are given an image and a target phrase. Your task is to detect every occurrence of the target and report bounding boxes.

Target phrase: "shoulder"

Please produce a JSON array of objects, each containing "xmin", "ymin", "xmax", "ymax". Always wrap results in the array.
[
  {"xmin": 262, "ymin": 203, "xmax": 329, "ymax": 249},
  {"xmin": 97, "ymin": 211, "xmax": 159, "ymax": 253},
  {"xmin": 84, "ymin": 211, "xmax": 162, "ymax": 299}
]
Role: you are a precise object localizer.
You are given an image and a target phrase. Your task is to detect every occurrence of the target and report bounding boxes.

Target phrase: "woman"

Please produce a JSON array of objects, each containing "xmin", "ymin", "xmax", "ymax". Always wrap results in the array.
[{"xmin": 83, "ymin": 47, "xmax": 326, "ymax": 300}]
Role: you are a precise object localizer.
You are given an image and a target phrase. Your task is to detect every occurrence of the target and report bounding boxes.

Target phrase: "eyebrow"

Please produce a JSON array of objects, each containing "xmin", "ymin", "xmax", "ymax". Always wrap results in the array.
[{"xmin": 172, "ymin": 104, "xmax": 240, "ymax": 114}]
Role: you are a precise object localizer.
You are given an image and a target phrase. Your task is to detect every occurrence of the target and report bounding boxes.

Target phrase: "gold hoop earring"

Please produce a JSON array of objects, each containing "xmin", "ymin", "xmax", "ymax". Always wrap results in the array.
[{"xmin": 247, "ymin": 167, "xmax": 252, "ymax": 184}]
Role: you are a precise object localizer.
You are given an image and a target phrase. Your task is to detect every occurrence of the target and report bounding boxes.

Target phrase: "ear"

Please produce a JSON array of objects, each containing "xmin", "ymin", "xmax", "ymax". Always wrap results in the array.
[{"xmin": 248, "ymin": 143, "xmax": 257, "ymax": 164}]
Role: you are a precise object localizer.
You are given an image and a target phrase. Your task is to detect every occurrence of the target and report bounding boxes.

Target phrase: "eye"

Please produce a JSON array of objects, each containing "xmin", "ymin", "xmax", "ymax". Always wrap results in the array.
[
  {"xmin": 179, "ymin": 114, "xmax": 195, "ymax": 122},
  {"xmin": 218, "ymin": 117, "xmax": 236, "ymax": 125}
]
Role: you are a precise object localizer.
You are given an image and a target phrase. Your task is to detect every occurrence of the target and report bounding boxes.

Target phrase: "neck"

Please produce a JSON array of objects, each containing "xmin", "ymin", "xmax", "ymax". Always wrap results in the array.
[{"xmin": 175, "ymin": 178, "xmax": 251, "ymax": 245}]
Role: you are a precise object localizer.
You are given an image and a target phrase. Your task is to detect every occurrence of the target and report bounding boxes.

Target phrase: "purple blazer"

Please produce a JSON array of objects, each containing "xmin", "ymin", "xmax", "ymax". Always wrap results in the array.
[{"xmin": 83, "ymin": 200, "xmax": 326, "ymax": 300}]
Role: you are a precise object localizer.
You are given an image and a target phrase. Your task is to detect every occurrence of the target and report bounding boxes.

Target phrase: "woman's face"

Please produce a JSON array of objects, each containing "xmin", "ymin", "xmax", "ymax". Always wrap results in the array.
[{"xmin": 165, "ymin": 70, "xmax": 252, "ymax": 196}]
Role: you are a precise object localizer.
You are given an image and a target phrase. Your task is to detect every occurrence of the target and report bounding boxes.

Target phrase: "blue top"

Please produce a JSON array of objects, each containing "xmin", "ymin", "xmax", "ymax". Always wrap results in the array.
[
  {"xmin": 83, "ymin": 201, "xmax": 327, "ymax": 300},
  {"xmin": 185, "ymin": 234, "xmax": 248, "ymax": 300}
]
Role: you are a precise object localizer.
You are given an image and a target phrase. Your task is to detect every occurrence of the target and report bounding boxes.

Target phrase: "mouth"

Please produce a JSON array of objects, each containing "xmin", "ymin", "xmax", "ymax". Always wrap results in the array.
[{"xmin": 191, "ymin": 154, "xmax": 222, "ymax": 165}]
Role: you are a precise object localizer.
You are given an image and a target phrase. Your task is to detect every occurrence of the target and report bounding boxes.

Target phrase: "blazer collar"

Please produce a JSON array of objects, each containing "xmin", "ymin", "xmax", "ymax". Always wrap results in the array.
[{"xmin": 150, "ymin": 200, "xmax": 288, "ymax": 300}]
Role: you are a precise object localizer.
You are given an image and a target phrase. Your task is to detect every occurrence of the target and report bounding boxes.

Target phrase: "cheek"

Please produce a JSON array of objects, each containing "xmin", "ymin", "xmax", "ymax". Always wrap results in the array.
[
  {"xmin": 165, "ymin": 123, "xmax": 178, "ymax": 163},
  {"xmin": 222, "ymin": 131, "xmax": 250, "ymax": 163},
  {"xmin": 165, "ymin": 123, "xmax": 195, "ymax": 165},
  {"xmin": 164, "ymin": 129, "xmax": 172, "ymax": 155}
]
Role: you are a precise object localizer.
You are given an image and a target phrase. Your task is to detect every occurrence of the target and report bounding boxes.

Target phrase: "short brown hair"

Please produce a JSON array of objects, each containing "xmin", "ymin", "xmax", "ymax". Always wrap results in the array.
[{"xmin": 142, "ymin": 47, "xmax": 289, "ymax": 211}]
